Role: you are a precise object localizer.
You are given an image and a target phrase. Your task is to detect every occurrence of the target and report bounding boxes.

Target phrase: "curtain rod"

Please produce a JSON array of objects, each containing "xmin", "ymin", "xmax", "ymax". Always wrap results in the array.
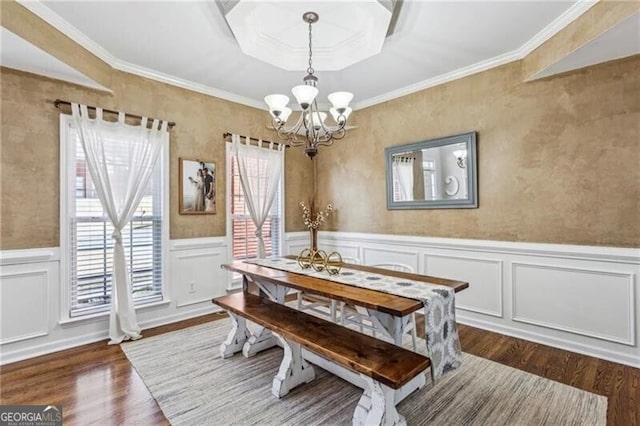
[
  {"xmin": 223, "ymin": 132, "xmax": 288, "ymax": 148},
  {"xmin": 53, "ymin": 99, "xmax": 176, "ymax": 129}
]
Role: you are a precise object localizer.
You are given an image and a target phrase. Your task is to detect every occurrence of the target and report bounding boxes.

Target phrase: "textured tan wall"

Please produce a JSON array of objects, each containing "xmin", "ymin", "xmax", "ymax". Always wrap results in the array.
[
  {"xmin": 317, "ymin": 56, "xmax": 640, "ymax": 247},
  {"xmin": 0, "ymin": 67, "xmax": 311, "ymax": 249}
]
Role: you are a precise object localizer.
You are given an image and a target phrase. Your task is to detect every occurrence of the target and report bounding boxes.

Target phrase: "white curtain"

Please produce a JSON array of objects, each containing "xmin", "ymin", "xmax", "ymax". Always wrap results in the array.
[
  {"xmin": 232, "ymin": 134, "xmax": 284, "ymax": 258},
  {"xmin": 393, "ymin": 158, "xmax": 414, "ymax": 201},
  {"xmin": 72, "ymin": 104, "xmax": 167, "ymax": 344}
]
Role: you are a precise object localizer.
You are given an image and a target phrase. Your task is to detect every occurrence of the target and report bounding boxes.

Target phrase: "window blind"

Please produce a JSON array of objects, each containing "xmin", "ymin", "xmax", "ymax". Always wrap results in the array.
[
  {"xmin": 68, "ymin": 127, "xmax": 163, "ymax": 317},
  {"xmin": 229, "ymin": 151, "xmax": 282, "ymax": 260}
]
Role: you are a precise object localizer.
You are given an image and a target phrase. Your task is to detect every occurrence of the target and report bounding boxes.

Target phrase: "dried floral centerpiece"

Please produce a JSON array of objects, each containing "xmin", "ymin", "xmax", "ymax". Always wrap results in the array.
[
  {"xmin": 297, "ymin": 201, "xmax": 343, "ymax": 274},
  {"xmin": 300, "ymin": 200, "xmax": 333, "ymax": 251}
]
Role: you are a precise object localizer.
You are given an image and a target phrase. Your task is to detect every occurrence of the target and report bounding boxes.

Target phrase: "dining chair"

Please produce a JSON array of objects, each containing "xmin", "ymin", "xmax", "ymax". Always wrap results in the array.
[
  {"xmin": 296, "ymin": 256, "xmax": 361, "ymax": 321},
  {"xmin": 340, "ymin": 263, "xmax": 419, "ymax": 351}
]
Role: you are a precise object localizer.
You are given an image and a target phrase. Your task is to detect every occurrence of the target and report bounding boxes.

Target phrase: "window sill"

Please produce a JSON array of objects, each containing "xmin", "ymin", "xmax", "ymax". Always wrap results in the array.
[{"xmin": 59, "ymin": 298, "xmax": 173, "ymax": 326}]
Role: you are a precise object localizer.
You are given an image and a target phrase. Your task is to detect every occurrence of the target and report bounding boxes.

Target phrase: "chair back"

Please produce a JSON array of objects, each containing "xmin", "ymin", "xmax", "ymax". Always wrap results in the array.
[{"xmin": 371, "ymin": 263, "xmax": 415, "ymax": 273}]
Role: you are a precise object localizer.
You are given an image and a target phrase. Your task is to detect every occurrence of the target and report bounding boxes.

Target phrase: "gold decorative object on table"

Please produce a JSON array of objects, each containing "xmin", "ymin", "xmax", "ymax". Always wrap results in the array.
[
  {"xmin": 297, "ymin": 248, "xmax": 313, "ymax": 269},
  {"xmin": 325, "ymin": 251, "xmax": 343, "ymax": 275},
  {"xmin": 296, "ymin": 249, "xmax": 343, "ymax": 275},
  {"xmin": 311, "ymin": 250, "xmax": 327, "ymax": 272}
]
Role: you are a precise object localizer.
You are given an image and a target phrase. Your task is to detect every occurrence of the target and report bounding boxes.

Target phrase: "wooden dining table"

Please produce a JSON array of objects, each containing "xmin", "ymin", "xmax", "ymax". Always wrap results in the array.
[{"xmin": 220, "ymin": 258, "xmax": 468, "ymax": 404}]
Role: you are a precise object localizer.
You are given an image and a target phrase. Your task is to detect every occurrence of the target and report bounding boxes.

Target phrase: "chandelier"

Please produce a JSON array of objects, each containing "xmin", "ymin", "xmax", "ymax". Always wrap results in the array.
[{"xmin": 264, "ymin": 12, "xmax": 354, "ymax": 159}]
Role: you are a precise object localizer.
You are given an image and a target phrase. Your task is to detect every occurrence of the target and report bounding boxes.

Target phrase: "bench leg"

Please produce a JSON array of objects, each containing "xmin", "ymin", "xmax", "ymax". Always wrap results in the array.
[
  {"xmin": 271, "ymin": 333, "xmax": 315, "ymax": 398},
  {"xmin": 242, "ymin": 325, "xmax": 278, "ymax": 358},
  {"xmin": 220, "ymin": 312, "xmax": 249, "ymax": 359},
  {"xmin": 353, "ymin": 375, "xmax": 406, "ymax": 426}
]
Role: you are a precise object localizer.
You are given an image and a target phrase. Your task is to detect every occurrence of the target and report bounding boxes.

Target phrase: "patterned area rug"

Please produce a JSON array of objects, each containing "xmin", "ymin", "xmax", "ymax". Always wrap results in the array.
[{"xmin": 122, "ymin": 319, "xmax": 607, "ymax": 425}]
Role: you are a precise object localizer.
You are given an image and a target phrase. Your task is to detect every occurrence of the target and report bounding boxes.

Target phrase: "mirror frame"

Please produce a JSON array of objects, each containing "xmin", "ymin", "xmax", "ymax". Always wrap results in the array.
[{"xmin": 385, "ymin": 131, "xmax": 478, "ymax": 210}]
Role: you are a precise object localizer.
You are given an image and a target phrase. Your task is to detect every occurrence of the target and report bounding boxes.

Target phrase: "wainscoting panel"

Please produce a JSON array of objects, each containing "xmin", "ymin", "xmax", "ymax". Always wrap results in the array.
[
  {"xmin": 512, "ymin": 262, "xmax": 635, "ymax": 346},
  {"xmin": 284, "ymin": 232, "xmax": 310, "ymax": 256},
  {"xmin": 0, "ymin": 265, "xmax": 52, "ymax": 344},
  {"xmin": 319, "ymin": 231, "xmax": 640, "ymax": 368},
  {"xmin": 425, "ymin": 254, "xmax": 503, "ymax": 318},
  {"xmin": 170, "ymin": 238, "xmax": 228, "ymax": 307}
]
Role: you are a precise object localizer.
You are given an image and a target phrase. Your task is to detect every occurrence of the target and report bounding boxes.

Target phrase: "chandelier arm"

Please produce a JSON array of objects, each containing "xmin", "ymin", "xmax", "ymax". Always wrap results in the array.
[
  {"xmin": 308, "ymin": 98, "xmax": 348, "ymax": 141},
  {"xmin": 274, "ymin": 110, "xmax": 306, "ymax": 145},
  {"xmin": 316, "ymin": 139, "xmax": 336, "ymax": 147},
  {"xmin": 309, "ymin": 99, "xmax": 333, "ymax": 144}
]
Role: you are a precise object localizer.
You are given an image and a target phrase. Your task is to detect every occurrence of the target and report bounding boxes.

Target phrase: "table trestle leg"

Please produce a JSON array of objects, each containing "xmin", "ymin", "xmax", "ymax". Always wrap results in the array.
[
  {"xmin": 271, "ymin": 332, "xmax": 315, "ymax": 398},
  {"xmin": 353, "ymin": 374, "xmax": 406, "ymax": 426}
]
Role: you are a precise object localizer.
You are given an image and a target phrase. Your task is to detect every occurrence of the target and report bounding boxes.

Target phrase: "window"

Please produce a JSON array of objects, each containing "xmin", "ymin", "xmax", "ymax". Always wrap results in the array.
[
  {"xmin": 226, "ymin": 144, "xmax": 284, "ymax": 263},
  {"xmin": 60, "ymin": 116, "xmax": 167, "ymax": 318}
]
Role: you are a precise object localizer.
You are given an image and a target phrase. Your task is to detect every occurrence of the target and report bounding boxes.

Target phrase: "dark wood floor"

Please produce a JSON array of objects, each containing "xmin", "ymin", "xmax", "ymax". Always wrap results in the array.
[{"xmin": 1, "ymin": 313, "xmax": 638, "ymax": 425}]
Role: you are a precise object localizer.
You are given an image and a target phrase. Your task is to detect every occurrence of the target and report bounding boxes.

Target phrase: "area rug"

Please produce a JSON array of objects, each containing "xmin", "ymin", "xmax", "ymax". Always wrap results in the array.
[{"xmin": 122, "ymin": 319, "xmax": 607, "ymax": 425}]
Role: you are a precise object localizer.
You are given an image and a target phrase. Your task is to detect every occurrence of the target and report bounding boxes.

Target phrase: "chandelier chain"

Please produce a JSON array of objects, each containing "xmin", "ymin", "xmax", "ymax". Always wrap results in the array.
[{"xmin": 307, "ymin": 21, "xmax": 314, "ymax": 76}]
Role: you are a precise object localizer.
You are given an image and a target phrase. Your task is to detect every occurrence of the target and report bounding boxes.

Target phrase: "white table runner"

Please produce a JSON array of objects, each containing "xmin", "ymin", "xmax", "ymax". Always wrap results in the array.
[{"xmin": 245, "ymin": 257, "xmax": 463, "ymax": 380}]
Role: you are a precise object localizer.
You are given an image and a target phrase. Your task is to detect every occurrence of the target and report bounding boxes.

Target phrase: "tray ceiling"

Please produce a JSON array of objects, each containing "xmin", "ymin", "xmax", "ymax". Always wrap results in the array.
[{"xmin": 17, "ymin": 1, "xmax": 591, "ymax": 109}]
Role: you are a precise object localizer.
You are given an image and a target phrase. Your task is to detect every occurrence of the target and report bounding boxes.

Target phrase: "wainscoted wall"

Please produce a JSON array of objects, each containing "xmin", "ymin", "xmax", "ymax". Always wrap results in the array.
[
  {"xmin": 283, "ymin": 232, "xmax": 640, "ymax": 368},
  {"xmin": 4, "ymin": 233, "xmax": 638, "ymax": 365},
  {"xmin": 0, "ymin": 238, "xmax": 231, "ymax": 365}
]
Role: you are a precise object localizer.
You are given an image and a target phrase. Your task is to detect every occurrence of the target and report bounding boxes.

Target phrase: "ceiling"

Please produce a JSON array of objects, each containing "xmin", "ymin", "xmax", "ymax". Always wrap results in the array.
[{"xmin": 10, "ymin": 1, "xmax": 606, "ymax": 110}]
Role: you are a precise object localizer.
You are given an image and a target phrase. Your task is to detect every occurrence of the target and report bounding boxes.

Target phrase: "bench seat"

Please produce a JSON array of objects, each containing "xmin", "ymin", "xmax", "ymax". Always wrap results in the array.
[{"xmin": 213, "ymin": 292, "xmax": 431, "ymax": 425}]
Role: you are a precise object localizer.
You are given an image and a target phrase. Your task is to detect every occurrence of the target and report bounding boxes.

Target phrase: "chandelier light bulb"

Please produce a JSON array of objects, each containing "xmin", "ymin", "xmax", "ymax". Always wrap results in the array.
[
  {"xmin": 306, "ymin": 111, "xmax": 327, "ymax": 130},
  {"xmin": 292, "ymin": 85, "xmax": 319, "ymax": 110},
  {"xmin": 278, "ymin": 107, "xmax": 292, "ymax": 123},
  {"xmin": 264, "ymin": 94, "xmax": 289, "ymax": 116},
  {"xmin": 328, "ymin": 91, "xmax": 353, "ymax": 112}
]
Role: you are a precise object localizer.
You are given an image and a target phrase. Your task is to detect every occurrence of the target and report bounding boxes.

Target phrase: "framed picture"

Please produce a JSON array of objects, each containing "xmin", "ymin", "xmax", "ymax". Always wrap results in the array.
[{"xmin": 179, "ymin": 158, "xmax": 216, "ymax": 214}]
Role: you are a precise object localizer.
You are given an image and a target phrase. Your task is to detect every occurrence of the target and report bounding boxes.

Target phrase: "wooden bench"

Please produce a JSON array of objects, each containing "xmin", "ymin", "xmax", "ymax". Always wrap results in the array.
[{"xmin": 213, "ymin": 292, "xmax": 431, "ymax": 426}]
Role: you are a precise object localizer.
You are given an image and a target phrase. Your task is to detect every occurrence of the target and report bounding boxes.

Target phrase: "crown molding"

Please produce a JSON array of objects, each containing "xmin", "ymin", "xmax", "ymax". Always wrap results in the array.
[
  {"xmin": 353, "ymin": 48, "xmax": 520, "ymax": 110},
  {"xmin": 16, "ymin": 0, "xmax": 267, "ymax": 110},
  {"xmin": 112, "ymin": 60, "xmax": 266, "ymax": 110},
  {"xmin": 353, "ymin": 0, "xmax": 598, "ymax": 110},
  {"xmin": 18, "ymin": 0, "xmax": 597, "ymax": 112}
]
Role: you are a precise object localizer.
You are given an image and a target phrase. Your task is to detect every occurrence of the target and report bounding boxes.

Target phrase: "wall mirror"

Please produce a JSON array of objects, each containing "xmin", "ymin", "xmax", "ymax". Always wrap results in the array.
[{"xmin": 386, "ymin": 131, "xmax": 477, "ymax": 209}]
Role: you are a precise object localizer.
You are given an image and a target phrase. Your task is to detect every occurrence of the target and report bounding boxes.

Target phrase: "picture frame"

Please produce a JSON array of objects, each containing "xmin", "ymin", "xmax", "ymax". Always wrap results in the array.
[{"xmin": 179, "ymin": 158, "xmax": 216, "ymax": 215}]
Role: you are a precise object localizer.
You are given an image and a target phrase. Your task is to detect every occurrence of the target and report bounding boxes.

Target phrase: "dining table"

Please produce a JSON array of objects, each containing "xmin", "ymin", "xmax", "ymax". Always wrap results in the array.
[{"xmin": 220, "ymin": 257, "xmax": 468, "ymax": 403}]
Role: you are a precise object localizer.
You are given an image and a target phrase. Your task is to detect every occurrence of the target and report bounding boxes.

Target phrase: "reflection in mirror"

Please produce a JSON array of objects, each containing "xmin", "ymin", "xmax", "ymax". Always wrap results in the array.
[{"xmin": 386, "ymin": 132, "xmax": 477, "ymax": 209}]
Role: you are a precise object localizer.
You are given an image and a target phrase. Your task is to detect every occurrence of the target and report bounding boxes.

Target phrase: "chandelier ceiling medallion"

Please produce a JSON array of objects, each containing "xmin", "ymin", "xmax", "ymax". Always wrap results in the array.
[{"xmin": 264, "ymin": 12, "xmax": 354, "ymax": 159}]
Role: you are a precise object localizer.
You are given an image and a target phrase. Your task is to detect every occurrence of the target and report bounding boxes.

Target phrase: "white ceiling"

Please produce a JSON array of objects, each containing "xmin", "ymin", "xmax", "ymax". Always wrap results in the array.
[
  {"xmin": 224, "ymin": 1, "xmax": 395, "ymax": 71},
  {"xmin": 12, "ymin": 1, "xmax": 599, "ymax": 110}
]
